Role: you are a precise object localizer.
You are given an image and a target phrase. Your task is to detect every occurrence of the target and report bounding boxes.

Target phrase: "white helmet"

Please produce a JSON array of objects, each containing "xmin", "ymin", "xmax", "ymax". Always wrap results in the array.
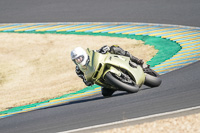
[{"xmin": 71, "ymin": 47, "xmax": 88, "ymax": 66}]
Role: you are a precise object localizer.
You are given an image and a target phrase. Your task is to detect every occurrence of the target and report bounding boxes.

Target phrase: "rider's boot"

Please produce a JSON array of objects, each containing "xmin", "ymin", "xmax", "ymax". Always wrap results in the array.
[
  {"xmin": 101, "ymin": 87, "xmax": 115, "ymax": 97},
  {"xmin": 142, "ymin": 64, "xmax": 151, "ymax": 73},
  {"xmin": 125, "ymin": 51, "xmax": 144, "ymax": 66}
]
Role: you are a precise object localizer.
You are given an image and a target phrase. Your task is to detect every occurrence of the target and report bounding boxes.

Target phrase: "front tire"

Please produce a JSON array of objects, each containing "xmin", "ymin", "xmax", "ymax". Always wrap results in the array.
[{"xmin": 104, "ymin": 72, "xmax": 139, "ymax": 93}]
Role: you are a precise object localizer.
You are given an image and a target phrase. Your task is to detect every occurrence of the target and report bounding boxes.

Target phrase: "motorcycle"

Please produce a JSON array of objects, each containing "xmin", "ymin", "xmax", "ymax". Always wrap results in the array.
[{"xmin": 78, "ymin": 48, "xmax": 162, "ymax": 97}]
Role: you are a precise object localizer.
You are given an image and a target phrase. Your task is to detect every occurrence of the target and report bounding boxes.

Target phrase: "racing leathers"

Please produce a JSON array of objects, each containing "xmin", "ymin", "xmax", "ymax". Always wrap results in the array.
[{"xmin": 75, "ymin": 45, "xmax": 144, "ymax": 86}]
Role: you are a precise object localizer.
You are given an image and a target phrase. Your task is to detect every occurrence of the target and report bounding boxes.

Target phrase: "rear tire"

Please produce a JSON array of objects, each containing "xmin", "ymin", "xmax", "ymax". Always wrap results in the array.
[
  {"xmin": 144, "ymin": 73, "xmax": 162, "ymax": 87},
  {"xmin": 104, "ymin": 72, "xmax": 139, "ymax": 93}
]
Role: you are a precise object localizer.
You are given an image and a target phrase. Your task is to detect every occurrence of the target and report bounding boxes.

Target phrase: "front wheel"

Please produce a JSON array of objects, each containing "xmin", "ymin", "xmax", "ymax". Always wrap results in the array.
[{"xmin": 104, "ymin": 72, "xmax": 139, "ymax": 93}]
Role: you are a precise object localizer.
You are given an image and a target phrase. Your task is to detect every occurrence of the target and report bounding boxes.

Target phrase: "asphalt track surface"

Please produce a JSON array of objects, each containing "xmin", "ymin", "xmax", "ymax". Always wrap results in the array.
[
  {"xmin": 0, "ymin": 61, "xmax": 200, "ymax": 133},
  {"xmin": 0, "ymin": 0, "xmax": 200, "ymax": 27},
  {"xmin": 0, "ymin": 0, "xmax": 200, "ymax": 133}
]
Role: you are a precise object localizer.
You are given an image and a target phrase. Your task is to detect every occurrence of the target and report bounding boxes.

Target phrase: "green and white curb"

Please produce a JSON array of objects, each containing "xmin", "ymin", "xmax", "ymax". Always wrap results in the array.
[{"xmin": 0, "ymin": 22, "xmax": 199, "ymax": 119}]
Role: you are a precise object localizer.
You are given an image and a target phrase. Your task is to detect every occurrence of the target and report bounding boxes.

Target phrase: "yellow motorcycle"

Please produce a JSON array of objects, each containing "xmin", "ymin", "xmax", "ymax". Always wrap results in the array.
[{"xmin": 78, "ymin": 48, "xmax": 162, "ymax": 96}]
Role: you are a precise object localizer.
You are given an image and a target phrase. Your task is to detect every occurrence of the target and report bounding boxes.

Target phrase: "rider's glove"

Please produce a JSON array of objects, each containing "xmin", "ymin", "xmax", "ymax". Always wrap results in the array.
[
  {"xmin": 85, "ymin": 81, "xmax": 93, "ymax": 86},
  {"xmin": 82, "ymin": 78, "xmax": 93, "ymax": 86}
]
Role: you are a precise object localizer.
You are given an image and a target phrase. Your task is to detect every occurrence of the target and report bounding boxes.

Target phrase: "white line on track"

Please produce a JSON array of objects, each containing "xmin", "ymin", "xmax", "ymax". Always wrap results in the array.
[{"xmin": 58, "ymin": 106, "xmax": 200, "ymax": 133}]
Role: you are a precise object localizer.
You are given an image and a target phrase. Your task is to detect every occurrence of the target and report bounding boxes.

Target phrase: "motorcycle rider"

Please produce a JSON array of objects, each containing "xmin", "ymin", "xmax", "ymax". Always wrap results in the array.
[{"xmin": 71, "ymin": 45, "xmax": 145, "ymax": 96}]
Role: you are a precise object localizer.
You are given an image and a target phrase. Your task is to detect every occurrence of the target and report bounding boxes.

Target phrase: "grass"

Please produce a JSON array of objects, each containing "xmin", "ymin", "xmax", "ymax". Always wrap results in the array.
[{"xmin": 0, "ymin": 33, "xmax": 158, "ymax": 111}]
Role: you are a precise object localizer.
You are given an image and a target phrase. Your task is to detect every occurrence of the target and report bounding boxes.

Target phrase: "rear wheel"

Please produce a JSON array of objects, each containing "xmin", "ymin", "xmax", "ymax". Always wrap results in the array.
[
  {"xmin": 104, "ymin": 72, "xmax": 139, "ymax": 93},
  {"xmin": 144, "ymin": 69, "xmax": 162, "ymax": 87}
]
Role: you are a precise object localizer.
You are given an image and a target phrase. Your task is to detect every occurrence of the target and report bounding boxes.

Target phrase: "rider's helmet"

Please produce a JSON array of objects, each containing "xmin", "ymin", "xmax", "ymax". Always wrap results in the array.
[{"xmin": 71, "ymin": 47, "xmax": 88, "ymax": 66}]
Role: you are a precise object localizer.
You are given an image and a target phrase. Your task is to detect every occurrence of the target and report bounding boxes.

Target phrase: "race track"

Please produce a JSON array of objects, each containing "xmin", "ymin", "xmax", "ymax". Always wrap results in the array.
[
  {"xmin": 0, "ymin": 0, "xmax": 200, "ymax": 27},
  {"xmin": 0, "ymin": 61, "xmax": 200, "ymax": 133},
  {"xmin": 0, "ymin": 0, "xmax": 200, "ymax": 133}
]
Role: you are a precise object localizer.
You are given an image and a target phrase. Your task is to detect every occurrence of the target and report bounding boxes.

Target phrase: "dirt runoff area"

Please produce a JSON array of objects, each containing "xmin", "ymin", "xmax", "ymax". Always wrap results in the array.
[
  {"xmin": 0, "ymin": 33, "xmax": 157, "ymax": 112},
  {"xmin": 96, "ymin": 113, "xmax": 200, "ymax": 133}
]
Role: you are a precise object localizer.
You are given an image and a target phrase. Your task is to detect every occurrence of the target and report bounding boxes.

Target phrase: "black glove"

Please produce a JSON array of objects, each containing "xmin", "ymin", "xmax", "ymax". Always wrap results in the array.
[{"xmin": 85, "ymin": 81, "xmax": 93, "ymax": 86}]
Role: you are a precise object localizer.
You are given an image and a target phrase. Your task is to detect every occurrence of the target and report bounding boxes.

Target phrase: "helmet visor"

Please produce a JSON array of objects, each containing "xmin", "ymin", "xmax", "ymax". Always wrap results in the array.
[{"xmin": 75, "ymin": 56, "xmax": 84, "ymax": 64}]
